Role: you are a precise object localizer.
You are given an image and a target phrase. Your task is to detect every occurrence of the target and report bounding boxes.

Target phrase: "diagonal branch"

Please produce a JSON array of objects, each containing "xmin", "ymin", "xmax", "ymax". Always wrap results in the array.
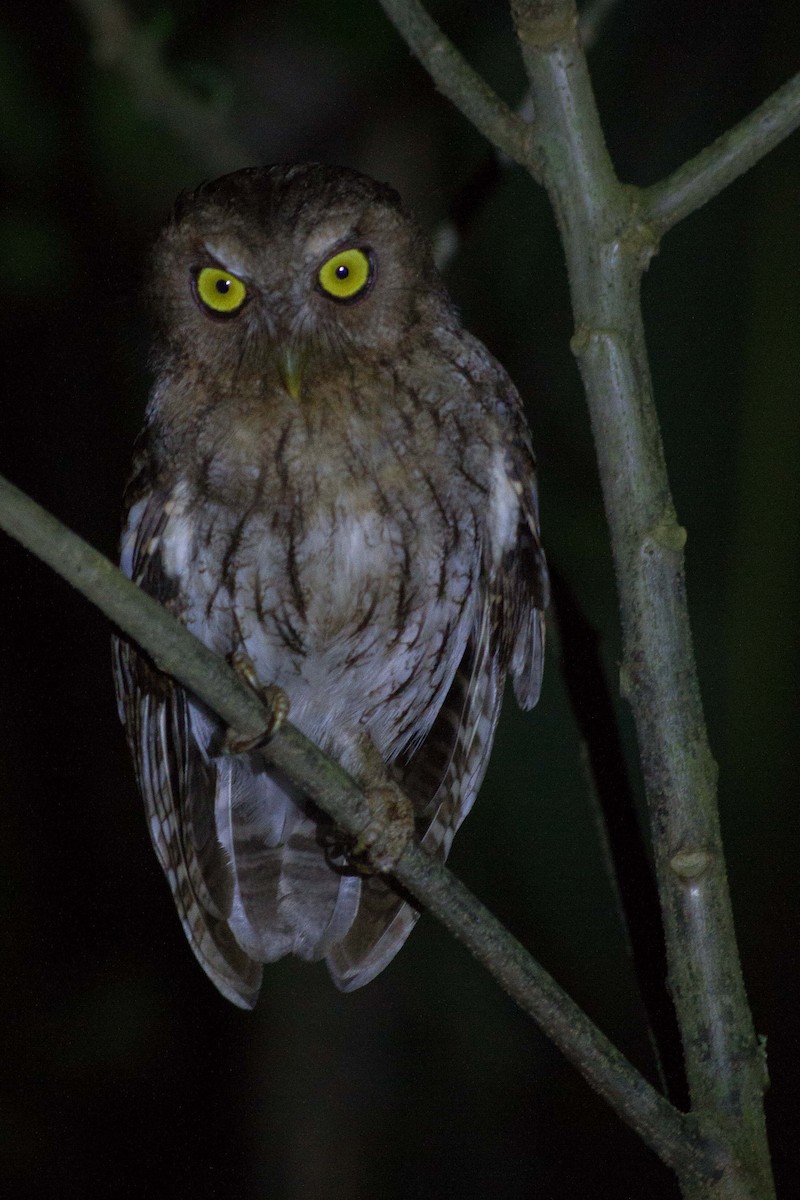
[
  {"xmin": 72, "ymin": 0, "xmax": 252, "ymax": 175},
  {"xmin": 377, "ymin": 0, "xmax": 535, "ymax": 169},
  {"xmin": 642, "ymin": 69, "xmax": 800, "ymax": 236},
  {"xmin": 0, "ymin": 470, "xmax": 716, "ymax": 1182}
]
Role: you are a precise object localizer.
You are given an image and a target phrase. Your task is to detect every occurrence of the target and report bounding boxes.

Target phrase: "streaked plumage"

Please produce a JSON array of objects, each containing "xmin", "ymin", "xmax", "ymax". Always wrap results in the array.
[{"xmin": 113, "ymin": 164, "xmax": 548, "ymax": 1007}]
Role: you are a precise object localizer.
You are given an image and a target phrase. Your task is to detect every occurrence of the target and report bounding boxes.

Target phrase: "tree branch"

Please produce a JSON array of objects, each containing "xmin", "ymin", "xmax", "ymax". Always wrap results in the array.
[
  {"xmin": 430, "ymin": 0, "xmax": 621, "ymax": 270},
  {"xmin": 502, "ymin": 1, "xmax": 774, "ymax": 1196},
  {"xmin": 72, "ymin": 0, "xmax": 252, "ymax": 175},
  {"xmin": 642, "ymin": 69, "xmax": 800, "ymax": 236},
  {"xmin": 549, "ymin": 565, "xmax": 688, "ymax": 1108},
  {"xmin": 376, "ymin": 0, "xmax": 535, "ymax": 169},
  {"xmin": 0, "ymin": 470, "xmax": 715, "ymax": 1182}
]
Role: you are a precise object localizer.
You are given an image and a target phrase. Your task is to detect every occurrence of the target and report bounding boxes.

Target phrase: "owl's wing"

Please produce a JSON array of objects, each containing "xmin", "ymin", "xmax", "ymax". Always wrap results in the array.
[
  {"xmin": 113, "ymin": 484, "xmax": 263, "ymax": 1009},
  {"xmin": 409, "ymin": 400, "xmax": 549, "ymax": 855},
  {"xmin": 495, "ymin": 420, "xmax": 550, "ymax": 711},
  {"xmin": 327, "ymin": 399, "xmax": 548, "ymax": 991}
]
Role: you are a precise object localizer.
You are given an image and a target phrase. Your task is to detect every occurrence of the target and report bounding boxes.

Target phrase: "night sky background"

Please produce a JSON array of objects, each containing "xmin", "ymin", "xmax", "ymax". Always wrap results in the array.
[{"xmin": 1, "ymin": 2, "xmax": 798, "ymax": 1197}]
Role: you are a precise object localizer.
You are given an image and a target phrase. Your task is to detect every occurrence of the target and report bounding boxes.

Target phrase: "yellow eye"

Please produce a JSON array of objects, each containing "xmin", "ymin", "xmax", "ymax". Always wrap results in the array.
[
  {"xmin": 194, "ymin": 266, "xmax": 248, "ymax": 315},
  {"xmin": 318, "ymin": 248, "xmax": 372, "ymax": 301}
]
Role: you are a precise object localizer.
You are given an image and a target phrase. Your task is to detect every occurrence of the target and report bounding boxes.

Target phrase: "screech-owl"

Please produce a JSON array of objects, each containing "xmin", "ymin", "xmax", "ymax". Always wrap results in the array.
[{"xmin": 113, "ymin": 164, "xmax": 548, "ymax": 1008}]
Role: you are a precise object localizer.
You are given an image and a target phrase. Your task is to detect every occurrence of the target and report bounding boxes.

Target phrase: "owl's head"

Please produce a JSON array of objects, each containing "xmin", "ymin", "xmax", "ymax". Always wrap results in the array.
[{"xmin": 149, "ymin": 164, "xmax": 452, "ymax": 398}]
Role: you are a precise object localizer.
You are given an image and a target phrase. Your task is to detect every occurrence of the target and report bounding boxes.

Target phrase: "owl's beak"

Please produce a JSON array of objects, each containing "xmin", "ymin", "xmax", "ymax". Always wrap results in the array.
[{"xmin": 278, "ymin": 346, "xmax": 303, "ymax": 401}]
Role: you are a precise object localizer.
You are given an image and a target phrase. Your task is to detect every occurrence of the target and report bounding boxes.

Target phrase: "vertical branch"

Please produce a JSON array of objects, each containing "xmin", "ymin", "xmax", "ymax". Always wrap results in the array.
[
  {"xmin": 374, "ymin": 0, "xmax": 786, "ymax": 1189},
  {"xmin": 549, "ymin": 566, "xmax": 688, "ymax": 1108},
  {"xmin": 508, "ymin": 2, "xmax": 772, "ymax": 1196}
]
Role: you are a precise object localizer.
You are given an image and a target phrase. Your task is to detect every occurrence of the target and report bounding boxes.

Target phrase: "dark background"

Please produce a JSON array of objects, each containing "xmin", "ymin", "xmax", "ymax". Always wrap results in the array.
[{"xmin": 1, "ymin": 2, "xmax": 798, "ymax": 1197}]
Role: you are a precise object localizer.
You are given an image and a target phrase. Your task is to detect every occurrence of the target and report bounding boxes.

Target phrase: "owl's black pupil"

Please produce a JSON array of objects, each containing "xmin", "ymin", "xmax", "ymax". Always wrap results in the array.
[
  {"xmin": 335, "ymin": 265, "xmax": 350, "ymax": 279},
  {"xmin": 215, "ymin": 279, "xmax": 231, "ymax": 294}
]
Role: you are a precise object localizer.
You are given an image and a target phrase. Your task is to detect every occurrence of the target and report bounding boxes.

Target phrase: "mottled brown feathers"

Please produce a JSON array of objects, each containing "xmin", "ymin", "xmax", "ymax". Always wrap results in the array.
[{"xmin": 114, "ymin": 164, "xmax": 548, "ymax": 1006}]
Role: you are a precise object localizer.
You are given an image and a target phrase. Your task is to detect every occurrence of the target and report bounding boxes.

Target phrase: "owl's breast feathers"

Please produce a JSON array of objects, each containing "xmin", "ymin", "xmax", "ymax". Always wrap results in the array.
[
  {"xmin": 116, "ymin": 338, "xmax": 547, "ymax": 1002},
  {"xmin": 131, "ymin": 392, "xmax": 490, "ymax": 761}
]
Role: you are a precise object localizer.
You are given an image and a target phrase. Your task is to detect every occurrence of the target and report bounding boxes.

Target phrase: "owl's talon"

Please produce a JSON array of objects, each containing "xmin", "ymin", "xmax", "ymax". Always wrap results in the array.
[
  {"xmin": 353, "ymin": 781, "xmax": 415, "ymax": 873},
  {"xmin": 224, "ymin": 652, "xmax": 290, "ymax": 754}
]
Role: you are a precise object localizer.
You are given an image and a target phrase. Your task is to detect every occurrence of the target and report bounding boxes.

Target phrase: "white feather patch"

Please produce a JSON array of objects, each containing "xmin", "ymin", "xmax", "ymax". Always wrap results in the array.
[
  {"xmin": 160, "ymin": 482, "xmax": 196, "ymax": 580},
  {"xmin": 487, "ymin": 448, "xmax": 519, "ymax": 560}
]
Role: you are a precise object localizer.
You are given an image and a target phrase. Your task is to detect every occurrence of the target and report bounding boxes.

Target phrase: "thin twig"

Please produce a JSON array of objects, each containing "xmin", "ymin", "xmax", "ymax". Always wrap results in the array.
[
  {"xmin": 0, "ymin": 471, "xmax": 715, "ymax": 1181},
  {"xmin": 377, "ymin": 0, "xmax": 535, "ymax": 169},
  {"xmin": 642, "ymin": 69, "xmax": 800, "ymax": 235},
  {"xmin": 72, "ymin": 0, "xmax": 252, "ymax": 175},
  {"xmin": 432, "ymin": 0, "xmax": 622, "ymax": 271}
]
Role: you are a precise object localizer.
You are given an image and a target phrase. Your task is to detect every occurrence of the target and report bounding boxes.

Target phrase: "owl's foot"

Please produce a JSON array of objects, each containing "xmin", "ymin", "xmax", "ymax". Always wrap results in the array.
[
  {"xmin": 223, "ymin": 652, "xmax": 290, "ymax": 754},
  {"xmin": 353, "ymin": 780, "xmax": 415, "ymax": 873}
]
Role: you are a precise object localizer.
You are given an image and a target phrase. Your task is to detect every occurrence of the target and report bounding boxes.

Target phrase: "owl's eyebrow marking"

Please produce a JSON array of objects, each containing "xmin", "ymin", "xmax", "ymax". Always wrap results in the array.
[
  {"xmin": 304, "ymin": 225, "xmax": 359, "ymax": 259},
  {"xmin": 201, "ymin": 242, "xmax": 251, "ymax": 279}
]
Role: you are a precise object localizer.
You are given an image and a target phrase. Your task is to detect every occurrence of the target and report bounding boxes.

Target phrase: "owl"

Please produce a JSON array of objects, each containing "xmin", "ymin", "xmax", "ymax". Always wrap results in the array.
[{"xmin": 113, "ymin": 164, "xmax": 548, "ymax": 1008}]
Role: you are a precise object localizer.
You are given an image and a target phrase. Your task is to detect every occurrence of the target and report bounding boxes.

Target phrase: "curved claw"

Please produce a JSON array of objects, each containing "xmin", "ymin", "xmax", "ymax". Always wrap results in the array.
[
  {"xmin": 353, "ymin": 781, "xmax": 415, "ymax": 873},
  {"xmin": 224, "ymin": 652, "xmax": 290, "ymax": 754}
]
